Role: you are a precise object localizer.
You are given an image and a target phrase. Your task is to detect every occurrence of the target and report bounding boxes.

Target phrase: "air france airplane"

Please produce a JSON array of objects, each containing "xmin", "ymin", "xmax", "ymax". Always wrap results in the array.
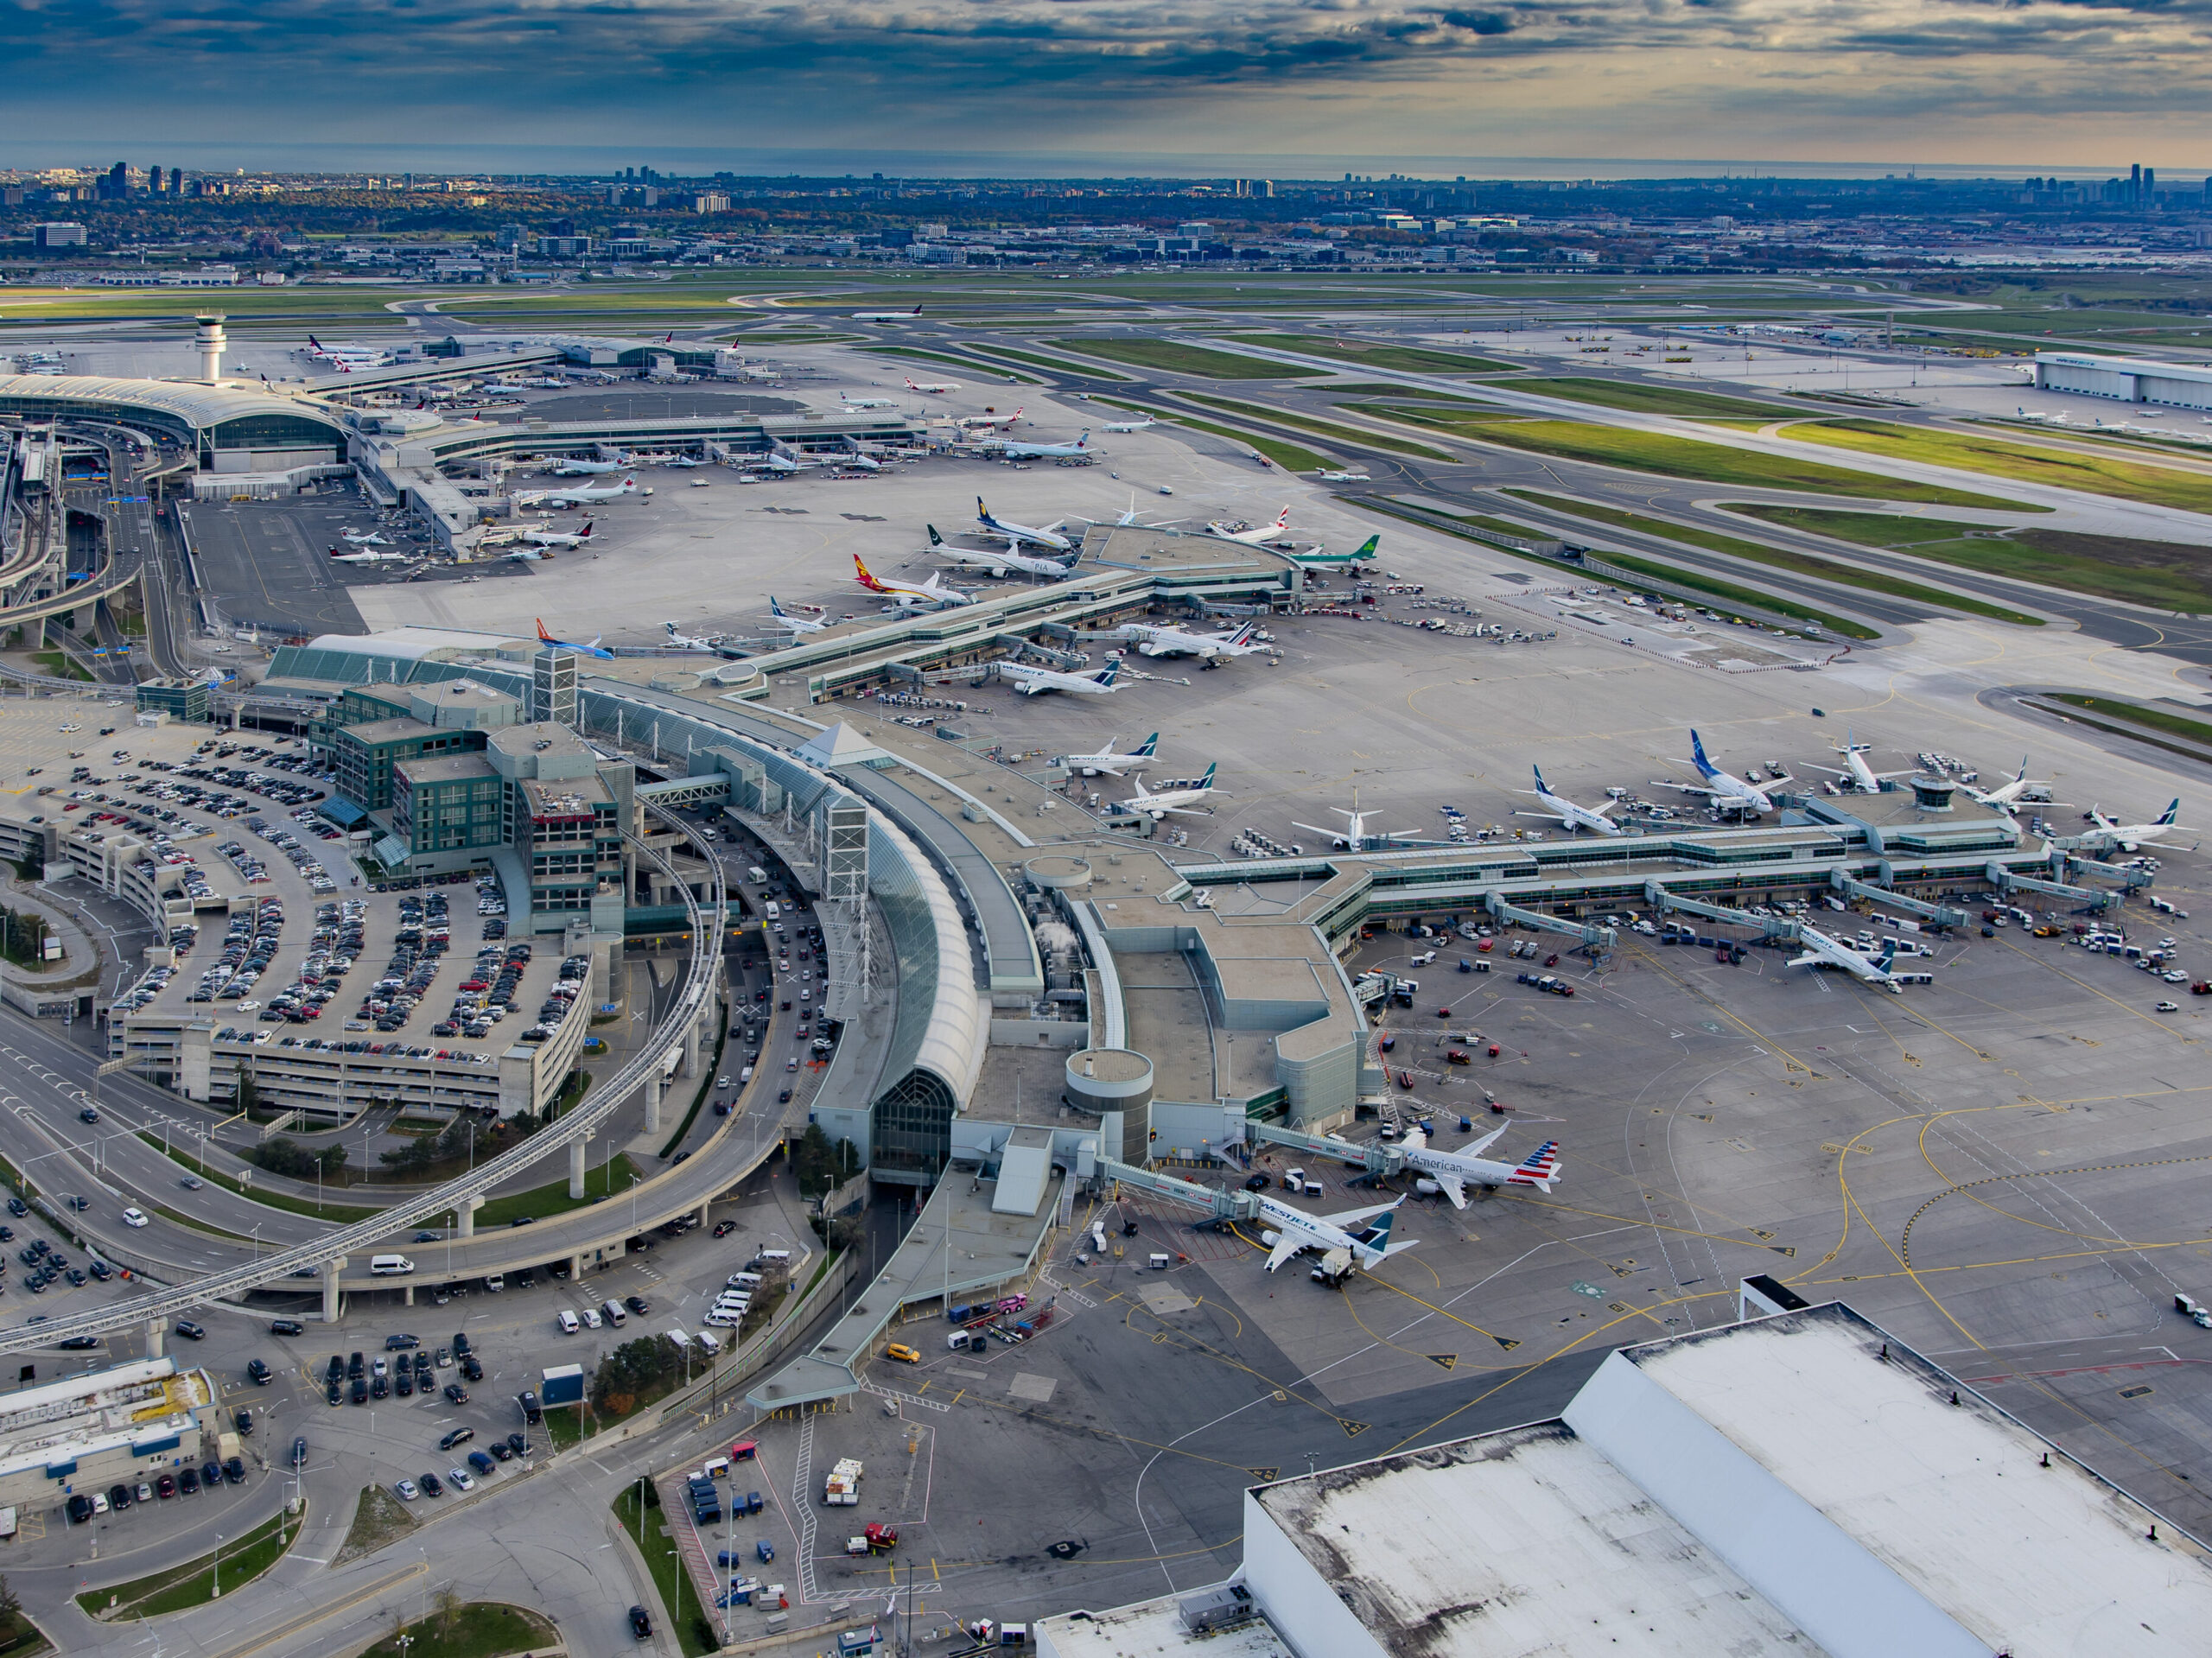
[
  {"xmin": 1400, "ymin": 1127, "xmax": 1563, "ymax": 1208},
  {"xmin": 1255, "ymin": 1193, "xmax": 1418, "ymax": 1274},
  {"xmin": 1116, "ymin": 619, "xmax": 1264, "ymax": 660},
  {"xmin": 1514, "ymin": 765, "xmax": 1624, "ymax": 836}
]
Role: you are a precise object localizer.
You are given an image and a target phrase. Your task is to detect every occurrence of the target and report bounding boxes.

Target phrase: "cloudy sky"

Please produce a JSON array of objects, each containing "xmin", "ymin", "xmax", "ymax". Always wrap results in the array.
[{"xmin": 3, "ymin": 0, "xmax": 2203, "ymax": 172}]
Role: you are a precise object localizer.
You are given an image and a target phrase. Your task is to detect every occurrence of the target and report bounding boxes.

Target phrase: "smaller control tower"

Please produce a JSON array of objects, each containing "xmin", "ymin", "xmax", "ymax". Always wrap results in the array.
[{"xmin": 194, "ymin": 314, "xmax": 226, "ymax": 384}]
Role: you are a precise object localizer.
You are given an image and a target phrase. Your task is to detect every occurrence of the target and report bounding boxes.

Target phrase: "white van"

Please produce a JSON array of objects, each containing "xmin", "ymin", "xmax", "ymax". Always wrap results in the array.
[
  {"xmin": 762, "ymin": 900, "xmax": 780, "ymax": 921},
  {"xmin": 370, "ymin": 1255, "xmax": 416, "ymax": 1276},
  {"xmin": 667, "ymin": 1328, "xmax": 695, "ymax": 1353},
  {"xmin": 727, "ymin": 1272, "xmax": 763, "ymax": 1291},
  {"xmin": 696, "ymin": 1330, "xmax": 723, "ymax": 1357},
  {"xmin": 484, "ymin": 1273, "xmax": 505, "ymax": 1293},
  {"xmin": 739, "ymin": 1065, "xmax": 753, "ymax": 1084},
  {"xmin": 602, "ymin": 1299, "xmax": 628, "ymax": 1327},
  {"xmin": 753, "ymin": 1249, "xmax": 791, "ymax": 1268},
  {"xmin": 747, "ymin": 866, "xmax": 768, "ymax": 886},
  {"xmin": 557, "ymin": 1309, "xmax": 580, "ymax": 1335}
]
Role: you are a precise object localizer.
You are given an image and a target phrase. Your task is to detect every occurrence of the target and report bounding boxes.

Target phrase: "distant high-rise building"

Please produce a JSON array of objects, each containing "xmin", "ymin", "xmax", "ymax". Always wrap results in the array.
[{"xmin": 2144, "ymin": 166, "xmax": 2158, "ymax": 206}]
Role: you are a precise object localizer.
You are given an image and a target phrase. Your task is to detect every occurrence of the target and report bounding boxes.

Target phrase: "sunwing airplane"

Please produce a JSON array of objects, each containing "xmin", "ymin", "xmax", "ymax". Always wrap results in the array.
[
  {"xmin": 998, "ymin": 657, "xmax": 1120, "ymax": 697},
  {"xmin": 1288, "ymin": 533, "xmax": 1380, "ymax": 569},
  {"xmin": 1661, "ymin": 730, "xmax": 1788, "ymax": 815},
  {"xmin": 1294, "ymin": 791, "xmax": 1400, "ymax": 852},
  {"xmin": 852, "ymin": 306, "xmax": 923, "ymax": 321},
  {"xmin": 550, "ymin": 456, "xmax": 626, "ymax": 476},
  {"xmin": 2087, "ymin": 799, "xmax": 2193, "ymax": 853},
  {"xmin": 1121, "ymin": 763, "xmax": 1224, "ymax": 821},
  {"xmin": 904, "ymin": 376, "xmax": 961, "ymax": 395},
  {"xmin": 1514, "ymin": 765, "xmax": 1625, "ymax": 836},
  {"xmin": 1205, "ymin": 506, "xmax": 1296, "ymax": 547},
  {"xmin": 522, "ymin": 521, "xmax": 594, "ymax": 549},
  {"xmin": 1255, "ymin": 1193, "xmax": 1417, "ymax": 1275},
  {"xmin": 766, "ymin": 596, "xmax": 829, "ymax": 635},
  {"xmin": 1102, "ymin": 414, "xmax": 1160, "ymax": 433},
  {"xmin": 974, "ymin": 498, "xmax": 1074, "ymax": 553},
  {"xmin": 545, "ymin": 475, "xmax": 638, "ymax": 506},
  {"xmin": 1961, "ymin": 758, "xmax": 2058, "ymax": 814},
  {"xmin": 957, "ymin": 407, "xmax": 1023, "ymax": 432},
  {"xmin": 853, "ymin": 554, "xmax": 973, "ymax": 609},
  {"xmin": 1399, "ymin": 1126, "xmax": 1562, "ymax": 1208},
  {"xmin": 1116, "ymin": 619, "xmax": 1264, "ymax": 660},
  {"xmin": 1001, "ymin": 431, "xmax": 1091, "ymax": 461},
  {"xmin": 1054, "ymin": 733, "xmax": 1160, "ymax": 778},
  {"xmin": 925, "ymin": 526, "xmax": 1074, "ymax": 579},
  {"xmin": 1789, "ymin": 924, "xmax": 1904, "ymax": 993},
  {"xmin": 535, "ymin": 619, "xmax": 614, "ymax": 660},
  {"xmin": 1802, "ymin": 734, "xmax": 1912, "ymax": 794}
]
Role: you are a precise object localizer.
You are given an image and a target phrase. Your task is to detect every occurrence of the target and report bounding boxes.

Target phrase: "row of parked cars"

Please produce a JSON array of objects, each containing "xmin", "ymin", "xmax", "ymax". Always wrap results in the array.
[{"xmin": 67, "ymin": 1456, "xmax": 246, "ymax": 1523}]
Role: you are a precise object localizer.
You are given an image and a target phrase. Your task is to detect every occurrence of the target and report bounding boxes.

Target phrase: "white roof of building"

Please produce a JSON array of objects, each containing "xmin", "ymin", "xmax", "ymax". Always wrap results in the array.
[
  {"xmin": 1035, "ymin": 1597, "xmax": 1296, "ymax": 1658},
  {"xmin": 2037, "ymin": 350, "xmax": 2212, "ymax": 383},
  {"xmin": 0, "ymin": 1356, "xmax": 211, "ymax": 1484},
  {"xmin": 796, "ymin": 721, "xmax": 893, "ymax": 770},
  {"xmin": 0, "ymin": 373, "xmax": 347, "ymax": 434},
  {"xmin": 304, "ymin": 626, "xmax": 531, "ymax": 662}
]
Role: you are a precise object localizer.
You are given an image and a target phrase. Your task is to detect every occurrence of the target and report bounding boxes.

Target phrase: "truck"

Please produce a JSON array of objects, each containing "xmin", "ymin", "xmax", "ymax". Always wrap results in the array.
[
  {"xmin": 1310, "ymin": 1247, "xmax": 1354, "ymax": 1286},
  {"xmin": 2177, "ymin": 1293, "xmax": 2212, "ymax": 1330}
]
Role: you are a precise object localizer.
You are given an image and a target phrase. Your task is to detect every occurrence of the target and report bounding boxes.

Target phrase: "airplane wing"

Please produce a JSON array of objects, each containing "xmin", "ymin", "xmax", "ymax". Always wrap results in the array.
[
  {"xmin": 1322, "ymin": 1200, "xmax": 1401, "ymax": 1229},
  {"xmin": 1786, "ymin": 952, "xmax": 1821, "ymax": 969},
  {"xmin": 1264, "ymin": 1230, "xmax": 1307, "ymax": 1273},
  {"xmin": 1432, "ymin": 1173, "xmax": 1469, "ymax": 1210}
]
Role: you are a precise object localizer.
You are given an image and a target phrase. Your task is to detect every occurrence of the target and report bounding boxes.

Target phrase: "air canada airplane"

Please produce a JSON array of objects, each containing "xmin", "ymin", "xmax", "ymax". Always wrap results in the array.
[
  {"xmin": 1255, "ymin": 1193, "xmax": 1417, "ymax": 1274},
  {"xmin": 904, "ymin": 376, "xmax": 961, "ymax": 395},
  {"xmin": 1001, "ymin": 431, "xmax": 1091, "ymax": 461},
  {"xmin": 544, "ymin": 475, "xmax": 638, "ymax": 506},
  {"xmin": 550, "ymin": 455, "xmax": 626, "ymax": 476}
]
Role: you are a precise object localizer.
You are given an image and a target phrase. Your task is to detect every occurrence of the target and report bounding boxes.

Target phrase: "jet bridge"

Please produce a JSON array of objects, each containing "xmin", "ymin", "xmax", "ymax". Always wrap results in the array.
[
  {"xmin": 1483, "ymin": 893, "xmax": 1616, "ymax": 951},
  {"xmin": 1643, "ymin": 881, "xmax": 1797, "ymax": 943},
  {"xmin": 1248, "ymin": 1120, "xmax": 1398, "ymax": 1179},
  {"xmin": 1827, "ymin": 867, "xmax": 1967, "ymax": 930},
  {"xmin": 1096, "ymin": 1158, "xmax": 1259, "ymax": 1223},
  {"xmin": 2055, "ymin": 849, "xmax": 2154, "ymax": 892},
  {"xmin": 1983, "ymin": 861, "xmax": 2114, "ymax": 912}
]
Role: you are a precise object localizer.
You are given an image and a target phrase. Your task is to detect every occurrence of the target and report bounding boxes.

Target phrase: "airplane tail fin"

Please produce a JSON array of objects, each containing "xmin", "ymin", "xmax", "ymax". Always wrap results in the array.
[
  {"xmin": 1272, "ymin": 505, "xmax": 1291, "ymax": 529},
  {"xmin": 1135, "ymin": 733, "xmax": 1159, "ymax": 758},
  {"xmin": 1199, "ymin": 761, "xmax": 1217, "ymax": 787},
  {"xmin": 579, "ymin": 522, "xmax": 592, "ymax": 539},
  {"xmin": 1351, "ymin": 534, "xmax": 1379, "ymax": 559},
  {"xmin": 770, "ymin": 596, "xmax": 787, "ymax": 617},
  {"xmin": 1096, "ymin": 658, "xmax": 1122, "ymax": 688},
  {"xmin": 2160, "ymin": 799, "xmax": 2182, "ymax": 826},
  {"xmin": 927, "ymin": 525, "xmax": 944, "ymax": 546},
  {"xmin": 1690, "ymin": 729, "xmax": 1714, "ymax": 775},
  {"xmin": 535, "ymin": 619, "xmax": 554, "ymax": 643},
  {"xmin": 852, "ymin": 554, "xmax": 877, "ymax": 587},
  {"xmin": 1362, "ymin": 1206, "xmax": 1400, "ymax": 1245},
  {"xmin": 1506, "ymin": 1140, "xmax": 1562, "ymax": 1191},
  {"xmin": 1880, "ymin": 937, "xmax": 1899, "ymax": 963},
  {"xmin": 1533, "ymin": 764, "xmax": 1549, "ymax": 794},
  {"xmin": 1075, "ymin": 432, "xmax": 1090, "ymax": 447}
]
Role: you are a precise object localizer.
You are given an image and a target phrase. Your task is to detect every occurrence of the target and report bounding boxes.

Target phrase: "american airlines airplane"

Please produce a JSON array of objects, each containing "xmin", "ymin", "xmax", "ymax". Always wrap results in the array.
[
  {"xmin": 1255, "ymin": 1194, "xmax": 1417, "ymax": 1274},
  {"xmin": 852, "ymin": 555, "xmax": 972, "ymax": 609},
  {"xmin": 925, "ymin": 527, "xmax": 1075, "ymax": 580},
  {"xmin": 998, "ymin": 657, "xmax": 1120, "ymax": 697},
  {"xmin": 1660, "ymin": 731, "xmax": 1788, "ymax": 815},
  {"xmin": 1514, "ymin": 765, "xmax": 1625, "ymax": 836},
  {"xmin": 1053, "ymin": 734, "xmax": 1159, "ymax": 778},
  {"xmin": 1399, "ymin": 1127, "xmax": 1563, "ymax": 1208},
  {"xmin": 973, "ymin": 498, "xmax": 1074, "ymax": 553},
  {"xmin": 1121, "ymin": 764, "xmax": 1224, "ymax": 820},
  {"xmin": 1789, "ymin": 923, "xmax": 1905, "ymax": 993}
]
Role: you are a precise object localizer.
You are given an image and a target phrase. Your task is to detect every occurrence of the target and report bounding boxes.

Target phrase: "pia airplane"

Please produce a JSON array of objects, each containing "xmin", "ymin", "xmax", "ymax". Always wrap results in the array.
[
  {"xmin": 1102, "ymin": 414, "xmax": 1160, "ymax": 433},
  {"xmin": 925, "ymin": 526, "xmax": 1075, "ymax": 580},
  {"xmin": 1294, "ymin": 791, "xmax": 1401, "ymax": 852},
  {"xmin": 1961, "ymin": 758, "xmax": 2057, "ymax": 814},
  {"xmin": 998, "ymin": 657, "xmax": 1121, "ymax": 697},
  {"xmin": 853, "ymin": 305, "xmax": 923, "ymax": 321},
  {"xmin": 1001, "ymin": 431, "xmax": 1091, "ymax": 461},
  {"xmin": 766, "ymin": 596, "xmax": 829, "ymax": 635},
  {"xmin": 1115, "ymin": 619, "xmax": 1265, "ymax": 660},
  {"xmin": 1789, "ymin": 924, "xmax": 1904, "ymax": 993},
  {"xmin": 904, "ymin": 376, "xmax": 961, "ymax": 394},
  {"xmin": 1053, "ymin": 734, "xmax": 1160, "ymax": 778},
  {"xmin": 1399, "ymin": 1127, "xmax": 1563, "ymax": 1208},
  {"xmin": 1661, "ymin": 731, "xmax": 1788, "ymax": 815},
  {"xmin": 1802, "ymin": 734, "xmax": 1912, "ymax": 794},
  {"xmin": 1205, "ymin": 506, "xmax": 1296, "ymax": 548},
  {"xmin": 545, "ymin": 476, "xmax": 638, "ymax": 506},
  {"xmin": 973, "ymin": 498, "xmax": 1075, "ymax": 553},
  {"xmin": 2086, "ymin": 799, "xmax": 2193, "ymax": 853},
  {"xmin": 1514, "ymin": 765, "xmax": 1625, "ymax": 836},
  {"xmin": 550, "ymin": 455, "xmax": 626, "ymax": 476},
  {"xmin": 1120, "ymin": 764, "xmax": 1224, "ymax": 821},
  {"xmin": 535, "ymin": 619, "xmax": 614, "ymax": 660},
  {"xmin": 1255, "ymin": 1193, "xmax": 1417, "ymax": 1274},
  {"xmin": 853, "ymin": 554, "xmax": 972, "ymax": 609}
]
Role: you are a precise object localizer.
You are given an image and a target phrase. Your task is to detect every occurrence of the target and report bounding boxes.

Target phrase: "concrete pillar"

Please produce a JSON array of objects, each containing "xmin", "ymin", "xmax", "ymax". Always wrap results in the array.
[
  {"xmin": 695, "ymin": 1199, "xmax": 710, "ymax": 1228},
  {"xmin": 568, "ymin": 1252, "xmax": 586, "ymax": 1283},
  {"xmin": 146, "ymin": 1319, "xmax": 164, "ymax": 1359},
  {"xmin": 680, "ymin": 1014, "xmax": 700, "ymax": 1080},
  {"xmin": 456, "ymin": 1196, "xmax": 484, "ymax": 1239},
  {"xmin": 321, "ymin": 1259, "xmax": 342, "ymax": 1324},
  {"xmin": 645, "ymin": 1073, "xmax": 663, "ymax": 1136},
  {"xmin": 403, "ymin": 1285, "xmax": 414, "ymax": 1305},
  {"xmin": 569, "ymin": 1134, "xmax": 589, "ymax": 1201}
]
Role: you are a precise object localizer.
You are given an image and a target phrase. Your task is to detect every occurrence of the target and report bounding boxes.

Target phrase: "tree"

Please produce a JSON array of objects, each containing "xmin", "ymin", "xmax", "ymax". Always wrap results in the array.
[
  {"xmin": 589, "ymin": 1335, "xmax": 682, "ymax": 1417},
  {"xmin": 791, "ymin": 1123, "xmax": 840, "ymax": 1198},
  {"xmin": 234, "ymin": 1067, "xmax": 258, "ymax": 1115},
  {"xmin": 0, "ymin": 1573, "xmax": 21, "ymax": 1623}
]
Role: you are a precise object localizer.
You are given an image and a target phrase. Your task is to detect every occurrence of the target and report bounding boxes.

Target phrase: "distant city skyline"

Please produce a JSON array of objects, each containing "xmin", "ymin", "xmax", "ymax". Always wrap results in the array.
[{"xmin": 4, "ymin": 0, "xmax": 2209, "ymax": 176}]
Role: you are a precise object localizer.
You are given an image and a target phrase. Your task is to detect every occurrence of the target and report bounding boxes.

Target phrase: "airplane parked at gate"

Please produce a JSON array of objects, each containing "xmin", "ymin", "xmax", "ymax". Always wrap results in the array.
[
  {"xmin": 1961, "ymin": 758, "xmax": 2059, "ymax": 815},
  {"xmin": 957, "ymin": 407, "xmax": 1024, "ymax": 432},
  {"xmin": 1119, "ymin": 764, "xmax": 1224, "ymax": 821},
  {"xmin": 520, "ymin": 521, "xmax": 593, "ymax": 549},
  {"xmin": 1802, "ymin": 734, "xmax": 1912, "ymax": 794},
  {"xmin": 550, "ymin": 455, "xmax": 626, "ymax": 476},
  {"xmin": 1205, "ymin": 506, "xmax": 1297, "ymax": 547},
  {"xmin": 1287, "ymin": 533, "xmax": 1380, "ymax": 569},
  {"xmin": 543, "ymin": 475, "xmax": 638, "ymax": 506},
  {"xmin": 1000, "ymin": 431, "xmax": 1091, "ymax": 461},
  {"xmin": 1659, "ymin": 731, "xmax": 1788, "ymax": 815},
  {"xmin": 664, "ymin": 621, "xmax": 725, "ymax": 651},
  {"xmin": 853, "ymin": 555, "xmax": 973, "ymax": 609},
  {"xmin": 766, "ymin": 596, "xmax": 829, "ymax": 635},
  {"xmin": 1114, "ymin": 619, "xmax": 1265, "ymax": 660},
  {"xmin": 340, "ymin": 529, "xmax": 390, "ymax": 547},
  {"xmin": 998, "ymin": 657, "xmax": 1120, "ymax": 697},
  {"xmin": 973, "ymin": 498, "xmax": 1075, "ymax": 553},
  {"xmin": 329, "ymin": 548, "xmax": 412, "ymax": 565},
  {"xmin": 1789, "ymin": 923, "xmax": 1904, "ymax": 992},
  {"xmin": 842, "ymin": 396, "xmax": 901, "ymax": 410},
  {"xmin": 1294, "ymin": 791, "xmax": 1402, "ymax": 852},
  {"xmin": 2086, "ymin": 799, "xmax": 2194, "ymax": 853},
  {"xmin": 1514, "ymin": 765, "xmax": 1625, "ymax": 836},
  {"xmin": 1053, "ymin": 734, "xmax": 1160, "ymax": 778},
  {"xmin": 925, "ymin": 526, "xmax": 1075, "ymax": 580},
  {"xmin": 1399, "ymin": 1127, "xmax": 1562, "ymax": 1208},
  {"xmin": 1255, "ymin": 1194, "xmax": 1417, "ymax": 1274}
]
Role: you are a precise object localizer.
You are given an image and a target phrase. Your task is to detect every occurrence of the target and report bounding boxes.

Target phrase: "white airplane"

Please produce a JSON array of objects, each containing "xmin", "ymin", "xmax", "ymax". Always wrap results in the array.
[
  {"xmin": 1802, "ymin": 734, "xmax": 1912, "ymax": 794},
  {"xmin": 1205, "ymin": 506, "xmax": 1300, "ymax": 548},
  {"xmin": 1294, "ymin": 791, "xmax": 1401, "ymax": 851},
  {"xmin": 664, "ymin": 454, "xmax": 708, "ymax": 468},
  {"xmin": 664, "ymin": 621, "xmax": 724, "ymax": 651},
  {"xmin": 974, "ymin": 498, "xmax": 1074, "ymax": 554},
  {"xmin": 330, "ymin": 549, "xmax": 413, "ymax": 565},
  {"xmin": 853, "ymin": 305, "xmax": 923, "ymax": 321},
  {"xmin": 1054, "ymin": 733, "xmax": 1160, "ymax": 778},
  {"xmin": 1121, "ymin": 764, "xmax": 1224, "ymax": 821},
  {"xmin": 1399, "ymin": 1126, "xmax": 1563, "ymax": 1208},
  {"xmin": 545, "ymin": 475, "xmax": 638, "ymax": 506},
  {"xmin": 340, "ymin": 529, "xmax": 390, "ymax": 547},
  {"xmin": 1255, "ymin": 1192, "xmax": 1417, "ymax": 1274},
  {"xmin": 1116, "ymin": 619, "xmax": 1265, "ymax": 660},
  {"xmin": 837, "ymin": 437, "xmax": 884, "ymax": 472},
  {"xmin": 1514, "ymin": 765, "xmax": 1624, "ymax": 836},
  {"xmin": 1316, "ymin": 469, "xmax": 1372, "ymax": 482},
  {"xmin": 924, "ymin": 526, "xmax": 1074, "ymax": 579},
  {"xmin": 1961, "ymin": 758, "xmax": 2057, "ymax": 814},
  {"xmin": 305, "ymin": 335, "xmax": 391, "ymax": 367},
  {"xmin": 521, "ymin": 520, "xmax": 594, "ymax": 549},
  {"xmin": 1001, "ymin": 431, "xmax": 1092, "ymax": 461},
  {"xmin": 550, "ymin": 455, "xmax": 626, "ymax": 476},
  {"xmin": 904, "ymin": 376, "xmax": 961, "ymax": 395},
  {"xmin": 957, "ymin": 407, "xmax": 1024, "ymax": 432},
  {"xmin": 1660, "ymin": 731, "xmax": 1788, "ymax": 815},
  {"xmin": 766, "ymin": 596, "xmax": 829, "ymax": 635},
  {"xmin": 758, "ymin": 440, "xmax": 832, "ymax": 474},
  {"xmin": 2086, "ymin": 799, "xmax": 2193, "ymax": 852},
  {"xmin": 842, "ymin": 396, "xmax": 901, "ymax": 410},
  {"xmin": 1102, "ymin": 414, "xmax": 1160, "ymax": 433},
  {"xmin": 852, "ymin": 554, "xmax": 973, "ymax": 609},
  {"xmin": 999, "ymin": 657, "xmax": 1121, "ymax": 697},
  {"xmin": 1789, "ymin": 924, "xmax": 1904, "ymax": 993}
]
